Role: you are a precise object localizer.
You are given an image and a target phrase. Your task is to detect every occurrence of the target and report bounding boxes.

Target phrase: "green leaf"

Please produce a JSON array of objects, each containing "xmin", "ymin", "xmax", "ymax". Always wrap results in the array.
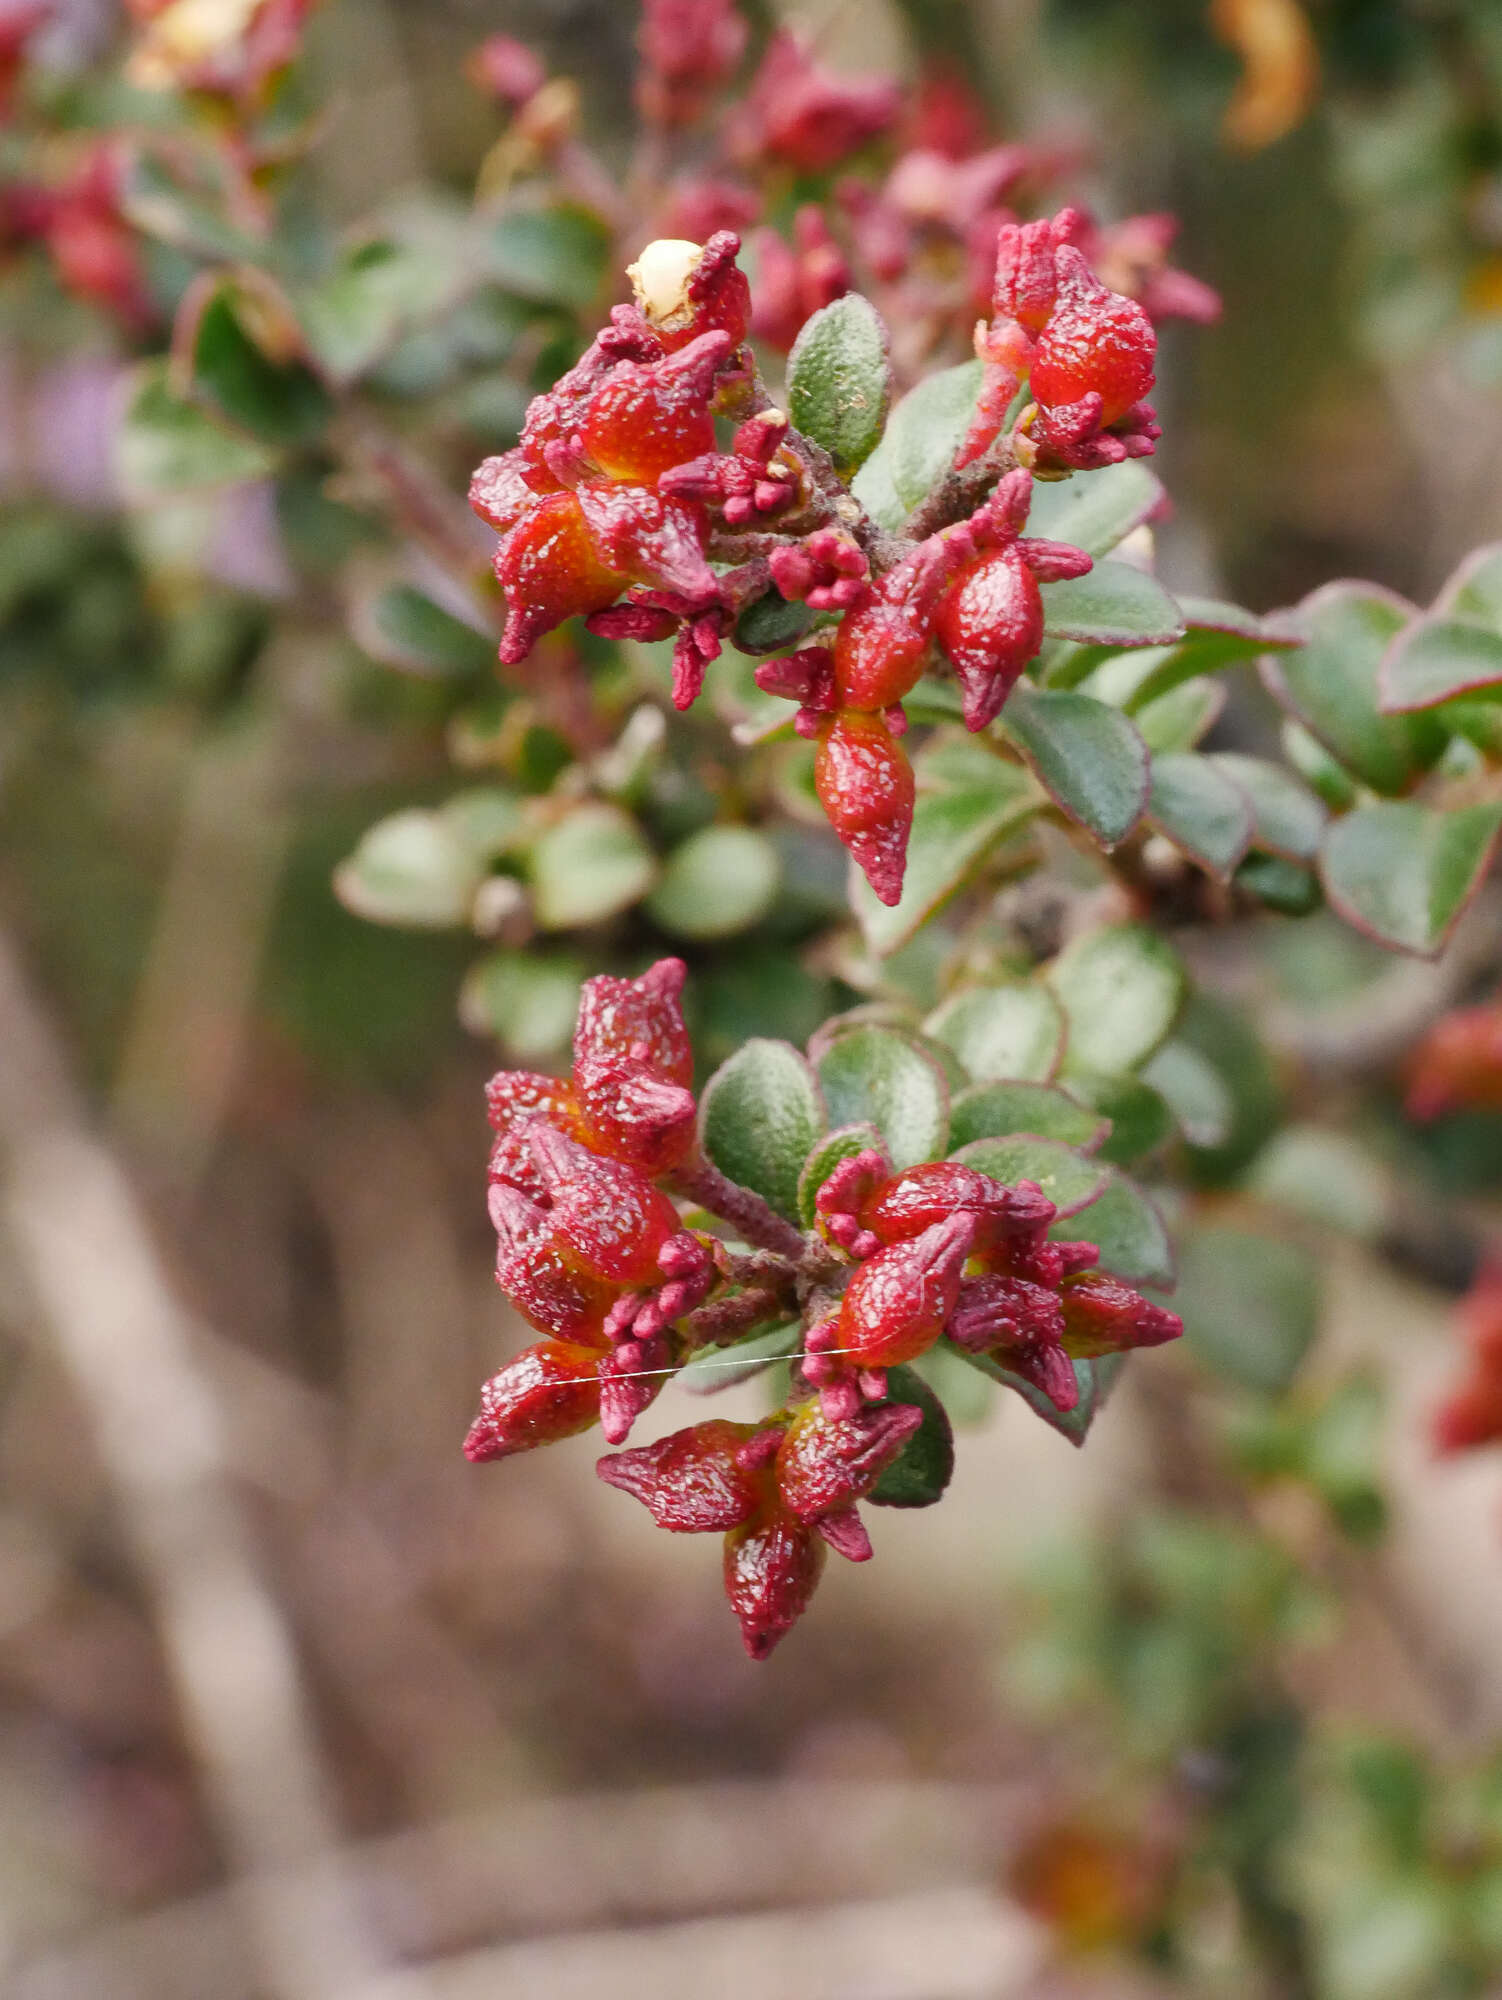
[
  {"xmin": 1246, "ymin": 1126, "xmax": 1388, "ymax": 1240},
  {"xmin": 354, "ymin": 584, "xmax": 497, "ymax": 678},
  {"xmin": 440, "ymin": 787, "xmax": 525, "ymax": 861},
  {"xmin": 1000, "ymin": 686, "xmax": 1150, "ymax": 848},
  {"xmin": 1048, "ymin": 923, "xmax": 1187, "ymax": 1075},
  {"xmin": 849, "ymin": 358, "xmax": 981, "ymax": 525},
  {"xmin": 1261, "ymin": 582, "xmax": 1444, "ymax": 796},
  {"xmin": 527, "ymin": 802, "xmax": 657, "ymax": 930},
  {"xmin": 867, "ymin": 1365, "xmax": 955, "ymax": 1507},
  {"xmin": 1320, "ymin": 801, "xmax": 1502, "ymax": 957},
  {"xmin": 700, "ymin": 1038, "xmax": 825, "ymax": 1222},
  {"xmin": 1434, "ymin": 540, "xmax": 1502, "ymax": 627},
  {"xmin": 645, "ymin": 825, "xmax": 781, "ymax": 939},
  {"xmin": 298, "ymin": 230, "xmax": 469, "ymax": 384},
  {"xmin": 950, "ymin": 1135, "xmax": 1108, "ymax": 1216},
  {"xmin": 332, "ymin": 809, "xmax": 483, "ymax": 929},
  {"xmin": 1378, "ymin": 616, "xmax": 1502, "ymax": 713},
  {"xmin": 116, "ymin": 362, "xmax": 278, "ymax": 497},
  {"xmin": 1281, "ymin": 718, "xmax": 1359, "ymax": 810},
  {"xmin": 817, "ymin": 1025, "xmax": 949, "ymax": 1170},
  {"xmin": 1040, "ymin": 562, "xmax": 1186, "ymax": 646},
  {"xmin": 1140, "ymin": 1040, "xmax": 1234, "ymax": 1149},
  {"xmin": 1146, "ymin": 752, "xmax": 1255, "ymax": 880},
  {"xmin": 191, "ymin": 293, "xmax": 331, "ymax": 446},
  {"xmin": 961, "ymin": 1343, "xmax": 1122, "ymax": 1446},
  {"xmin": 949, "ymin": 1080, "xmax": 1109, "ymax": 1151},
  {"xmin": 1134, "ymin": 678, "xmax": 1226, "ymax": 753},
  {"xmin": 1021, "ymin": 460, "xmax": 1164, "ymax": 557},
  {"xmin": 733, "ymin": 588, "xmax": 813, "ymax": 655},
  {"xmin": 786, "ymin": 293, "xmax": 892, "ymax": 477},
  {"xmin": 1067, "ymin": 1069, "xmax": 1177, "ymax": 1165},
  {"xmin": 487, "ymin": 205, "xmax": 610, "ymax": 308},
  {"xmin": 1176, "ymin": 1226, "xmax": 1319, "ymax": 1394},
  {"xmin": 924, "ymin": 981, "xmax": 1066, "ymax": 1084},
  {"xmin": 1207, "ymin": 753, "xmax": 1327, "ymax": 861},
  {"xmin": 796, "ymin": 1122, "xmax": 886, "ymax": 1228},
  {"xmin": 1068, "ymin": 1171, "xmax": 1175, "ymax": 1287},
  {"xmin": 1235, "ymin": 852, "xmax": 1323, "ymax": 915},
  {"xmin": 458, "ymin": 948, "xmax": 584, "ymax": 1058},
  {"xmin": 852, "ymin": 734, "xmax": 1038, "ymax": 954}
]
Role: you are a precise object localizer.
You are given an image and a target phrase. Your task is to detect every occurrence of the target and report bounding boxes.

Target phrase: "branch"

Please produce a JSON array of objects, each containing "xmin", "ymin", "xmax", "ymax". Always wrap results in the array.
[{"xmin": 668, "ymin": 1155, "xmax": 809, "ymax": 1261}]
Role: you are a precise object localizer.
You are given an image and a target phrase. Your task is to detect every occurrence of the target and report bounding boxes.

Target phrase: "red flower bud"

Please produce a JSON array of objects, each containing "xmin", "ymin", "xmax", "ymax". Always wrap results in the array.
[
  {"xmin": 1405, "ymin": 1001, "xmax": 1502, "ymax": 1121},
  {"xmin": 733, "ymin": 32, "xmax": 900, "ymax": 176},
  {"xmin": 464, "ymin": 1338, "xmax": 603, "ymax": 1460},
  {"xmin": 774, "ymin": 1399, "xmax": 923, "ymax": 1524},
  {"xmin": 574, "ymin": 959, "xmax": 694, "ymax": 1086},
  {"xmin": 949, "ymin": 1272, "xmax": 1066, "ymax": 1352},
  {"xmin": 1058, "ymin": 1273, "xmax": 1182, "ymax": 1358},
  {"xmin": 495, "ymin": 491, "xmax": 628, "ymax": 665},
  {"xmin": 636, "ymin": 0, "xmax": 747, "ymax": 127},
  {"xmin": 573, "ymin": 484, "xmax": 715, "ymax": 602},
  {"xmin": 486, "ymin": 1069, "xmax": 579, "ymax": 1201},
  {"xmin": 723, "ymin": 1512, "xmax": 825, "ymax": 1660},
  {"xmin": 1029, "ymin": 245, "xmax": 1156, "ymax": 430},
  {"xmin": 629, "ymin": 232, "xmax": 752, "ymax": 355},
  {"xmin": 863, "ymin": 1162, "xmax": 1057, "ymax": 1250},
  {"xmin": 578, "ymin": 332, "xmax": 728, "ymax": 486},
  {"xmin": 526, "ymin": 1124, "xmax": 684, "ymax": 1286},
  {"xmin": 469, "ymin": 449, "xmax": 535, "ymax": 535},
  {"xmin": 814, "ymin": 710, "xmax": 915, "ymax": 907},
  {"xmin": 467, "ymin": 33, "xmax": 546, "ymax": 106},
  {"xmin": 992, "ymin": 214, "xmax": 1071, "ymax": 334},
  {"xmin": 932, "ymin": 547, "xmax": 1045, "ymax": 730},
  {"xmin": 574, "ymin": 1059, "xmax": 698, "ymax": 1175},
  {"xmin": 597, "ymin": 1418, "xmax": 766, "ymax": 1530},
  {"xmin": 488, "ymin": 1182, "xmax": 615, "ymax": 1343},
  {"xmin": 837, "ymin": 1214, "xmax": 976, "ymax": 1368}
]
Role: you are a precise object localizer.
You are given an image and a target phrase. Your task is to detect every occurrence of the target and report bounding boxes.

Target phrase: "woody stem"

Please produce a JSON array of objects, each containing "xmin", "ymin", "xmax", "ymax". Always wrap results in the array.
[{"xmin": 668, "ymin": 1155, "xmax": 809, "ymax": 1261}]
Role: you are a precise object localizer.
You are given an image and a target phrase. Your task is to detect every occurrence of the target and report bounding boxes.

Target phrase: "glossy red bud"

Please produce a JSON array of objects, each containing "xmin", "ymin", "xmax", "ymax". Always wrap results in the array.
[
  {"xmin": 722, "ymin": 1512, "xmax": 825, "ymax": 1660},
  {"xmin": 597, "ymin": 1418, "xmax": 765, "ymax": 1530},
  {"xmin": 495, "ymin": 491, "xmax": 628, "ymax": 664},
  {"xmin": 485, "ymin": 1070, "xmax": 578, "ymax": 1201},
  {"xmin": 814, "ymin": 710, "xmax": 915, "ymax": 908},
  {"xmin": 863, "ymin": 1162, "xmax": 1057, "ymax": 1249},
  {"xmin": 573, "ymin": 959, "xmax": 693, "ymax": 1085},
  {"xmin": 774, "ymin": 1399, "xmax": 923, "ymax": 1523},
  {"xmin": 464, "ymin": 1338, "xmax": 603, "ymax": 1460},
  {"xmin": 932, "ymin": 546, "xmax": 1044, "ymax": 731},
  {"xmin": 525, "ymin": 1124, "xmax": 684, "ymax": 1286},
  {"xmin": 578, "ymin": 332, "xmax": 728, "ymax": 485},
  {"xmin": 574, "ymin": 1058, "xmax": 698, "ymax": 1174},
  {"xmin": 488, "ymin": 1182, "xmax": 615, "ymax": 1342},
  {"xmin": 837, "ymin": 1213, "xmax": 976, "ymax": 1368},
  {"xmin": 1029, "ymin": 245, "xmax": 1156, "ymax": 428},
  {"xmin": 1058, "ymin": 1272, "xmax": 1182, "ymax": 1358}
]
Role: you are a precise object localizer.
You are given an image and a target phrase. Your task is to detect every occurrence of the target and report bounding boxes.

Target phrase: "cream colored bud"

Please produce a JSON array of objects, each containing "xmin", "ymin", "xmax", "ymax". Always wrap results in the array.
[{"xmin": 626, "ymin": 239, "xmax": 704, "ymax": 328}]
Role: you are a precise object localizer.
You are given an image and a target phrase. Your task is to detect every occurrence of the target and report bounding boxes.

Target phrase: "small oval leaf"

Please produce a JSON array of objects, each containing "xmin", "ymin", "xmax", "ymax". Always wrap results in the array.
[
  {"xmin": 1066, "ymin": 1171, "xmax": 1175, "ymax": 1289},
  {"xmin": 787, "ymin": 293, "xmax": 892, "ymax": 477},
  {"xmin": 867, "ymin": 1364, "xmax": 955, "ymax": 1508},
  {"xmin": 924, "ymin": 982, "xmax": 1066, "ymax": 1084},
  {"xmin": 1040, "ymin": 562, "xmax": 1186, "ymax": 646},
  {"xmin": 817, "ymin": 1025, "xmax": 949, "ymax": 1170},
  {"xmin": 700, "ymin": 1038, "xmax": 826, "ymax": 1223},
  {"xmin": 949, "ymin": 1080, "xmax": 1109, "ymax": 1152},
  {"xmin": 1001, "ymin": 686, "xmax": 1150, "ymax": 849},
  {"xmin": 1146, "ymin": 752, "xmax": 1255, "ymax": 881},
  {"xmin": 1319, "ymin": 801, "xmax": 1502, "ymax": 958},
  {"xmin": 1048, "ymin": 923, "xmax": 1188, "ymax": 1075}
]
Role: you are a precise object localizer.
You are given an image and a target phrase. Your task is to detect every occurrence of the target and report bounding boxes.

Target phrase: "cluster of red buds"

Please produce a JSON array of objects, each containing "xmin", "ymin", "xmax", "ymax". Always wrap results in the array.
[
  {"xmin": 1404, "ymin": 996, "xmax": 1502, "ymax": 1121},
  {"xmin": 469, "ymin": 229, "xmax": 1115, "ymax": 908},
  {"xmin": 1434, "ymin": 1264, "xmax": 1502, "ymax": 1454},
  {"xmin": 962, "ymin": 207, "xmax": 1161, "ymax": 472},
  {"xmin": 466, "ymin": 962, "xmax": 1182, "ymax": 1658},
  {"xmin": 778, "ymin": 468, "xmax": 1093, "ymax": 903}
]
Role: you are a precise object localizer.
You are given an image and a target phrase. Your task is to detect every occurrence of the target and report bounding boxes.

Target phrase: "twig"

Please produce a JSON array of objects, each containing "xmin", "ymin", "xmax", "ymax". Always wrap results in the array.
[{"xmin": 668, "ymin": 1155, "xmax": 809, "ymax": 1260}]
